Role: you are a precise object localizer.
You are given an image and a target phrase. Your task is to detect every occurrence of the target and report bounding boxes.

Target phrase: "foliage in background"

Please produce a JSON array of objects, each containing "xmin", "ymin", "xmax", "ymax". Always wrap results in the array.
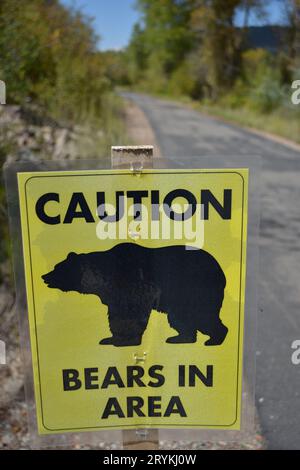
[
  {"xmin": 0, "ymin": 0, "xmax": 118, "ymax": 123},
  {"xmin": 121, "ymin": 0, "xmax": 300, "ymax": 139},
  {"xmin": 0, "ymin": 0, "xmax": 128, "ymax": 279},
  {"xmin": 125, "ymin": 0, "xmax": 268, "ymax": 98},
  {"xmin": 128, "ymin": 0, "xmax": 194, "ymax": 88}
]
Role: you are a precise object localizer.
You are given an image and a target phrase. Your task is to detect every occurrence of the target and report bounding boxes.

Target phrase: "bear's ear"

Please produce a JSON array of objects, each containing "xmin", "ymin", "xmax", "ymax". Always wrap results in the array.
[{"xmin": 67, "ymin": 252, "xmax": 77, "ymax": 260}]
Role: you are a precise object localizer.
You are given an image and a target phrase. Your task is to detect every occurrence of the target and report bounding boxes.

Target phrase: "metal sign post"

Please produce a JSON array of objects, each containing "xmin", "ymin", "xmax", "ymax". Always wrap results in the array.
[
  {"xmin": 111, "ymin": 145, "xmax": 159, "ymax": 450},
  {"xmin": 0, "ymin": 80, "xmax": 6, "ymax": 105}
]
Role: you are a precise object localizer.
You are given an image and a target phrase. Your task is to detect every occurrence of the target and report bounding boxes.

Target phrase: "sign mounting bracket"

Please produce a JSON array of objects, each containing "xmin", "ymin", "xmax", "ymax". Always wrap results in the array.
[{"xmin": 111, "ymin": 145, "xmax": 159, "ymax": 450}]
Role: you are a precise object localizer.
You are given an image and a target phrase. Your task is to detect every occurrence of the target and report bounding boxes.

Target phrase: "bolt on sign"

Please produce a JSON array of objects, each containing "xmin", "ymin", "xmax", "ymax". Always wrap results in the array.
[{"xmin": 17, "ymin": 168, "xmax": 248, "ymax": 434}]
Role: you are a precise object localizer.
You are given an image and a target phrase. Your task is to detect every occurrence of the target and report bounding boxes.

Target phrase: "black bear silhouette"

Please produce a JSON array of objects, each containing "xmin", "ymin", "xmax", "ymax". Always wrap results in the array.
[{"xmin": 42, "ymin": 243, "xmax": 228, "ymax": 347}]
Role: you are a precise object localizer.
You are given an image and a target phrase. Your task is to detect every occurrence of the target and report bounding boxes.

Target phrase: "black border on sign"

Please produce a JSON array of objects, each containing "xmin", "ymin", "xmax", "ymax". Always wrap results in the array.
[{"xmin": 23, "ymin": 170, "xmax": 246, "ymax": 432}]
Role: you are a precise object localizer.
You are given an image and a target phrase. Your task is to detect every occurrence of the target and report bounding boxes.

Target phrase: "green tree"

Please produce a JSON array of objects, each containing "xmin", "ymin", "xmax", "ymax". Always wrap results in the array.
[
  {"xmin": 189, "ymin": 0, "xmax": 268, "ymax": 98},
  {"xmin": 0, "ymin": 0, "xmax": 111, "ymax": 121},
  {"xmin": 283, "ymin": 0, "xmax": 300, "ymax": 70},
  {"xmin": 126, "ymin": 23, "xmax": 149, "ymax": 83},
  {"xmin": 128, "ymin": 0, "xmax": 194, "ymax": 90},
  {"xmin": 127, "ymin": 0, "xmax": 269, "ymax": 98}
]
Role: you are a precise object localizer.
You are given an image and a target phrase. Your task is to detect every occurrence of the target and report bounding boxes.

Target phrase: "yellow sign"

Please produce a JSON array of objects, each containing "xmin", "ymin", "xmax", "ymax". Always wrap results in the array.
[{"xmin": 18, "ymin": 169, "xmax": 248, "ymax": 434}]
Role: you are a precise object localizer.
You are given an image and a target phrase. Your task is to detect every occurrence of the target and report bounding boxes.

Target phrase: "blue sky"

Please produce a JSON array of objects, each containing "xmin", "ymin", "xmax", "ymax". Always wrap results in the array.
[
  {"xmin": 61, "ymin": 0, "xmax": 140, "ymax": 50},
  {"xmin": 61, "ymin": 0, "xmax": 284, "ymax": 51}
]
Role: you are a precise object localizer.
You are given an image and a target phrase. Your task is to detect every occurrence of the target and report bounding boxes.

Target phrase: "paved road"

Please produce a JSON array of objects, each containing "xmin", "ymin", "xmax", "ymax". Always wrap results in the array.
[{"xmin": 122, "ymin": 92, "xmax": 300, "ymax": 450}]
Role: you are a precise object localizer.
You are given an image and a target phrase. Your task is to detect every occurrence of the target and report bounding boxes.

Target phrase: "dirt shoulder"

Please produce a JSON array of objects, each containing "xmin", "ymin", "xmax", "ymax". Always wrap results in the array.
[{"xmin": 122, "ymin": 97, "xmax": 161, "ymax": 157}]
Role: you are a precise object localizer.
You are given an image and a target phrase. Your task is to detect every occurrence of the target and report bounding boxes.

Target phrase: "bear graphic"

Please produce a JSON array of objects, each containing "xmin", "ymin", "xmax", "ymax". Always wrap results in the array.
[{"xmin": 42, "ymin": 243, "xmax": 228, "ymax": 347}]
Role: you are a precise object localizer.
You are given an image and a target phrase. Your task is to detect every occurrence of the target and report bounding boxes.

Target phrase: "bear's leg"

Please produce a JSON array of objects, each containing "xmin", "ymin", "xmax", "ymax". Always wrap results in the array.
[
  {"xmin": 166, "ymin": 333, "xmax": 197, "ymax": 344},
  {"xmin": 98, "ymin": 306, "xmax": 116, "ymax": 345},
  {"xmin": 99, "ymin": 336, "xmax": 114, "ymax": 345},
  {"xmin": 112, "ymin": 307, "xmax": 151, "ymax": 347},
  {"xmin": 99, "ymin": 306, "xmax": 121, "ymax": 345},
  {"xmin": 100, "ymin": 303, "xmax": 151, "ymax": 347},
  {"xmin": 201, "ymin": 318, "xmax": 228, "ymax": 346},
  {"xmin": 166, "ymin": 312, "xmax": 197, "ymax": 344}
]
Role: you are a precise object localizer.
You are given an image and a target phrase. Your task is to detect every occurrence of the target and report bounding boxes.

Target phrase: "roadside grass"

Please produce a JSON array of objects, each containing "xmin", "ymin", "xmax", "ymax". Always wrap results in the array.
[
  {"xmin": 73, "ymin": 92, "xmax": 130, "ymax": 160},
  {"xmin": 192, "ymin": 102, "xmax": 300, "ymax": 145},
  {"xmin": 99, "ymin": 92, "xmax": 130, "ymax": 154}
]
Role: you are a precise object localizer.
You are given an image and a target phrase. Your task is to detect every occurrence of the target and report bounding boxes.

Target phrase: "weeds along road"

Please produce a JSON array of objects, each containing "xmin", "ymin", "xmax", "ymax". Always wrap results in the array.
[{"xmin": 122, "ymin": 92, "xmax": 300, "ymax": 450}]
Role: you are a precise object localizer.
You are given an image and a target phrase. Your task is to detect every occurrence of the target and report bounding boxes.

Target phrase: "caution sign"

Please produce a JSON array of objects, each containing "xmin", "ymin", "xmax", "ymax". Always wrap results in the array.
[{"xmin": 17, "ymin": 169, "xmax": 248, "ymax": 434}]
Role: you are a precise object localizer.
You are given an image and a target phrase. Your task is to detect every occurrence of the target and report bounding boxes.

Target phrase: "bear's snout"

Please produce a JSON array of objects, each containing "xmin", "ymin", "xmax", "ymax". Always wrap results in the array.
[{"xmin": 42, "ymin": 271, "xmax": 54, "ymax": 287}]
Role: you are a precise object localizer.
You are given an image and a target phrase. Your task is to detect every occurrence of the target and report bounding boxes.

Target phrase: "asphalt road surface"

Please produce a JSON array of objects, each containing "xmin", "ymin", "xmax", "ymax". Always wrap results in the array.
[{"xmin": 122, "ymin": 92, "xmax": 300, "ymax": 450}]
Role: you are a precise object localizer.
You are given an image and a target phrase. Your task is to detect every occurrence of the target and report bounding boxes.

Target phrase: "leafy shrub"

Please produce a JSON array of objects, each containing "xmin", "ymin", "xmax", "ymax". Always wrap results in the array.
[
  {"xmin": 168, "ymin": 61, "xmax": 202, "ymax": 99},
  {"xmin": 0, "ymin": 0, "xmax": 112, "ymax": 123},
  {"xmin": 249, "ymin": 75, "xmax": 284, "ymax": 113}
]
